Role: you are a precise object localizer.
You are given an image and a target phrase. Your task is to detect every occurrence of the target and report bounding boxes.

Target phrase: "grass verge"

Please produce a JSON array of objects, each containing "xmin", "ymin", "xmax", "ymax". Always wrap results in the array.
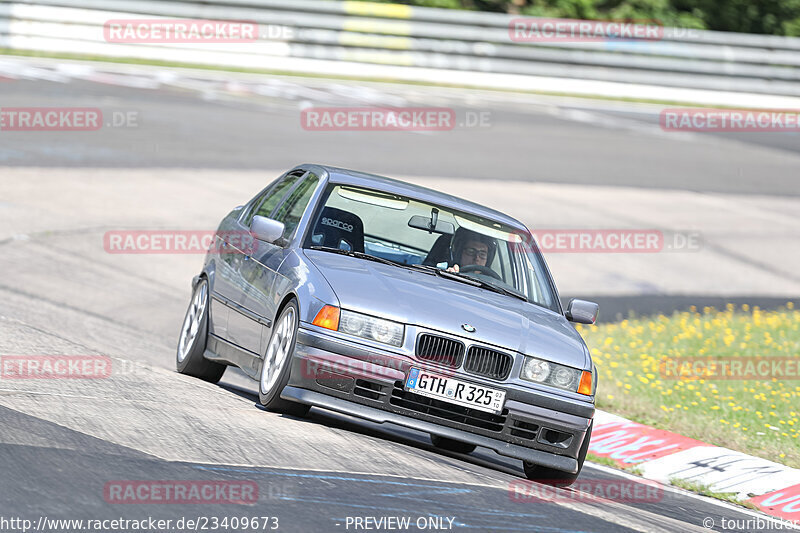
[
  {"xmin": 586, "ymin": 452, "xmax": 642, "ymax": 475},
  {"xmin": 577, "ymin": 303, "xmax": 800, "ymax": 468},
  {"xmin": 669, "ymin": 478, "xmax": 760, "ymax": 510}
]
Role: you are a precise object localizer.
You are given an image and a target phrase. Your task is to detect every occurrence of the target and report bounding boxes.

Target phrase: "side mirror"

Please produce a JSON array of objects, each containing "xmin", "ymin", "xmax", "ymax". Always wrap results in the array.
[
  {"xmin": 251, "ymin": 215, "xmax": 285, "ymax": 244},
  {"xmin": 565, "ymin": 299, "xmax": 599, "ymax": 325}
]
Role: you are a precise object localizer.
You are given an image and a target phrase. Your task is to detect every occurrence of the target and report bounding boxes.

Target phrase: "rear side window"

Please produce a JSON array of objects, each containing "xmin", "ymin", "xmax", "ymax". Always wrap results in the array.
[
  {"xmin": 273, "ymin": 173, "xmax": 320, "ymax": 240},
  {"xmin": 245, "ymin": 172, "xmax": 302, "ymax": 226}
]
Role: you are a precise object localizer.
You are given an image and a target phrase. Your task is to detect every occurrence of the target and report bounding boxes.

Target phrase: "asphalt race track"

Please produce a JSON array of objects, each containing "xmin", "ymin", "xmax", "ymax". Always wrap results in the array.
[
  {"xmin": 0, "ymin": 58, "xmax": 799, "ymax": 196},
  {"xmin": 1, "ymin": 57, "xmax": 799, "ymax": 533}
]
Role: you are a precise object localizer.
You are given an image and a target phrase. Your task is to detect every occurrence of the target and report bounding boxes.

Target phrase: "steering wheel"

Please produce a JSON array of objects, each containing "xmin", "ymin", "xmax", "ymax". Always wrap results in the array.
[{"xmin": 460, "ymin": 265, "xmax": 502, "ymax": 281}]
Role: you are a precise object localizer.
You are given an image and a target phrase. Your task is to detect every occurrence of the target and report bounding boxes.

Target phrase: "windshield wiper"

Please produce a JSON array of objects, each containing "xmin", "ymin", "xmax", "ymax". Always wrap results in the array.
[
  {"xmin": 456, "ymin": 273, "xmax": 527, "ymax": 301},
  {"xmin": 406, "ymin": 264, "xmax": 528, "ymax": 302},
  {"xmin": 308, "ymin": 246, "xmax": 401, "ymax": 268},
  {"xmin": 473, "ymin": 279, "xmax": 528, "ymax": 302}
]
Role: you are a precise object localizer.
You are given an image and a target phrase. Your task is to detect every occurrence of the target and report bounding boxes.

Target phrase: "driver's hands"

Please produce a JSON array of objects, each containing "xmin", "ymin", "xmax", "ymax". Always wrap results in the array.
[{"xmin": 446, "ymin": 264, "xmax": 460, "ymax": 273}]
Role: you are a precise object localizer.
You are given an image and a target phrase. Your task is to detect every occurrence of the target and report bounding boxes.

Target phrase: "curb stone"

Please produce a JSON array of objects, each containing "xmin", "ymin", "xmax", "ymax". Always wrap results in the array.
[{"xmin": 591, "ymin": 410, "xmax": 800, "ymax": 523}]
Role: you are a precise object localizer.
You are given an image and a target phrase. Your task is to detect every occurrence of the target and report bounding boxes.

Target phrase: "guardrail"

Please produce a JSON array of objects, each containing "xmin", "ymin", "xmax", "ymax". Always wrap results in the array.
[{"xmin": 2, "ymin": 0, "xmax": 800, "ymax": 97}]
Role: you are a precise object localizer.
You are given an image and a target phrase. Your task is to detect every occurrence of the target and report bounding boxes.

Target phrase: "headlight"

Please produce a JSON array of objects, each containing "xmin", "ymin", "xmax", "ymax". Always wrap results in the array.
[
  {"xmin": 521, "ymin": 356, "xmax": 583, "ymax": 392},
  {"xmin": 521, "ymin": 358, "xmax": 550, "ymax": 382},
  {"xmin": 339, "ymin": 310, "xmax": 404, "ymax": 347}
]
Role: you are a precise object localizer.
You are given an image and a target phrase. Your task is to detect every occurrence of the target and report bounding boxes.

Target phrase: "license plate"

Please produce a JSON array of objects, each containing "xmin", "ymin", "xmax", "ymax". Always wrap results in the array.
[{"xmin": 405, "ymin": 368, "xmax": 506, "ymax": 415}]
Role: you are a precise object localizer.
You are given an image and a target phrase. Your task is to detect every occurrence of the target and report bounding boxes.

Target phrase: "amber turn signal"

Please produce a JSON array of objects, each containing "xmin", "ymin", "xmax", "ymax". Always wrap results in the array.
[
  {"xmin": 577, "ymin": 370, "xmax": 593, "ymax": 395},
  {"xmin": 312, "ymin": 305, "xmax": 340, "ymax": 331}
]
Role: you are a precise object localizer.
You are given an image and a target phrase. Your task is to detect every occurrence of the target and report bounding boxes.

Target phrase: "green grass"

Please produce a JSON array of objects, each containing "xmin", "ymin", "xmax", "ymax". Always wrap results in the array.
[
  {"xmin": 586, "ymin": 452, "xmax": 619, "ymax": 469},
  {"xmin": 586, "ymin": 452, "xmax": 642, "ymax": 475},
  {"xmin": 669, "ymin": 478, "xmax": 760, "ymax": 510},
  {"xmin": 577, "ymin": 304, "xmax": 800, "ymax": 468}
]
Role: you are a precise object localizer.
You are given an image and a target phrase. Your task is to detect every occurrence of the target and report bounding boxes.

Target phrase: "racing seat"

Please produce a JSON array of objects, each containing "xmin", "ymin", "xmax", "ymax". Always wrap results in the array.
[
  {"xmin": 311, "ymin": 207, "xmax": 365, "ymax": 253},
  {"xmin": 422, "ymin": 234, "xmax": 452, "ymax": 266}
]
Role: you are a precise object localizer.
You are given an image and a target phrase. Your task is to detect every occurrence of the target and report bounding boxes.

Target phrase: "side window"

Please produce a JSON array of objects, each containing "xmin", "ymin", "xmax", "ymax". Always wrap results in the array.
[
  {"xmin": 273, "ymin": 173, "xmax": 320, "ymax": 240},
  {"xmin": 244, "ymin": 172, "xmax": 302, "ymax": 226}
]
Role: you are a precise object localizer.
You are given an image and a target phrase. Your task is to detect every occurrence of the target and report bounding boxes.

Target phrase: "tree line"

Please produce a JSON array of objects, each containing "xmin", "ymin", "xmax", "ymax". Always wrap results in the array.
[{"xmin": 368, "ymin": 0, "xmax": 800, "ymax": 36}]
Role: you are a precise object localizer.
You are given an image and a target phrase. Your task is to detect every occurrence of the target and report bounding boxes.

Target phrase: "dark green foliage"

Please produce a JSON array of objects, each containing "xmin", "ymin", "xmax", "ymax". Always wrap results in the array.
[{"xmin": 365, "ymin": 0, "xmax": 800, "ymax": 35}]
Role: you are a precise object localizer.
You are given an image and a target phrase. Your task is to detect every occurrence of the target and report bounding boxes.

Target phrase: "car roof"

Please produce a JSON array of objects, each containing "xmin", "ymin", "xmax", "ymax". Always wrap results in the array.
[{"xmin": 300, "ymin": 164, "xmax": 528, "ymax": 230}]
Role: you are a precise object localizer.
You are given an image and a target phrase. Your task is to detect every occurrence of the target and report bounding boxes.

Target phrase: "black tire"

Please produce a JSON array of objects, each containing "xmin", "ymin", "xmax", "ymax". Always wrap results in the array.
[
  {"xmin": 258, "ymin": 299, "xmax": 310, "ymax": 417},
  {"xmin": 523, "ymin": 420, "xmax": 593, "ymax": 487},
  {"xmin": 430, "ymin": 435, "xmax": 477, "ymax": 454},
  {"xmin": 176, "ymin": 278, "xmax": 226, "ymax": 383}
]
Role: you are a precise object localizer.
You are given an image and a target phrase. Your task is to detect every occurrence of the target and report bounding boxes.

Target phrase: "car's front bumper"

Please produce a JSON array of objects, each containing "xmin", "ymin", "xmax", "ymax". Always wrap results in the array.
[{"xmin": 282, "ymin": 326, "xmax": 594, "ymax": 474}]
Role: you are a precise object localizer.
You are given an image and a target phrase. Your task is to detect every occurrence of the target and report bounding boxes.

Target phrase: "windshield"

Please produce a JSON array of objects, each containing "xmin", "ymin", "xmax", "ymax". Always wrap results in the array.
[{"xmin": 304, "ymin": 184, "xmax": 560, "ymax": 312}]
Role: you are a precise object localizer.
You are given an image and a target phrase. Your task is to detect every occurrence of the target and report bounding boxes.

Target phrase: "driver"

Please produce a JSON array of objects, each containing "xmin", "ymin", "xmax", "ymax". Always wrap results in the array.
[{"xmin": 446, "ymin": 228, "xmax": 497, "ymax": 274}]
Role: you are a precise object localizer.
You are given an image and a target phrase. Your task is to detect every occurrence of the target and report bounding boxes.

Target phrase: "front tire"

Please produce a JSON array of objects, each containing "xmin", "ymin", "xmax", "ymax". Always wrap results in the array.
[
  {"xmin": 430, "ymin": 435, "xmax": 477, "ymax": 454},
  {"xmin": 523, "ymin": 420, "xmax": 593, "ymax": 487},
  {"xmin": 258, "ymin": 300, "xmax": 309, "ymax": 417},
  {"xmin": 176, "ymin": 278, "xmax": 226, "ymax": 383}
]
